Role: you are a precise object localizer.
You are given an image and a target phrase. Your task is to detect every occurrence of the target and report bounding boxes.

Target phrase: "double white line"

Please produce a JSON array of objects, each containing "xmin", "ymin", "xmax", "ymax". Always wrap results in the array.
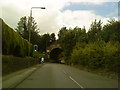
[{"xmin": 63, "ymin": 70, "xmax": 84, "ymax": 89}]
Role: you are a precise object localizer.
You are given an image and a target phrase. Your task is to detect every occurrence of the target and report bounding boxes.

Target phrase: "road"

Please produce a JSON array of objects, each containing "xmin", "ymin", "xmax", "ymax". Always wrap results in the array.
[{"xmin": 16, "ymin": 63, "xmax": 118, "ymax": 88}]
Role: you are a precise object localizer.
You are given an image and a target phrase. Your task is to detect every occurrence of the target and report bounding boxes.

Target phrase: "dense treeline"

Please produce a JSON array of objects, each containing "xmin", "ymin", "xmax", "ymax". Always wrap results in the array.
[
  {"xmin": 38, "ymin": 33, "xmax": 56, "ymax": 52},
  {"xmin": 58, "ymin": 18, "xmax": 120, "ymax": 73},
  {"xmin": 2, "ymin": 19, "xmax": 33, "ymax": 57}
]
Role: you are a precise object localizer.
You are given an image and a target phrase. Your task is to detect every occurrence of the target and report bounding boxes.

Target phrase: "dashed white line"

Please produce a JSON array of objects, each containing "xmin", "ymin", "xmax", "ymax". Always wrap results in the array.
[
  {"xmin": 62, "ymin": 69, "xmax": 84, "ymax": 89},
  {"xmin": 63, "ymin": 70, "xmax": 67, "ymax": 74},
  {"xmin": 69, "ymin": 76, "xmax": 84, "ymax": 88}
]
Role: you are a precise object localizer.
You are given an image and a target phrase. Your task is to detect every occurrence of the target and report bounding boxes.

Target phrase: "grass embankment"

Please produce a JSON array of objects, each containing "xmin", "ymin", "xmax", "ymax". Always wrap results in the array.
[
  {"xmin": 2, "ymin": 55, "xmax": 39, "ymax": 76},
  {"xmin": 70, "ymin": 64, "xmax": 118, "ymax": 79}
]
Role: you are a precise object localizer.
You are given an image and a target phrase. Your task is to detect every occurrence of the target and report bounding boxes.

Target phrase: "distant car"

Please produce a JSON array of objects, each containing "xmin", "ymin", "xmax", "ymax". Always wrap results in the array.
[{"xmin": 60, "ymin": 60, "xmax": 65, "ymax": 64}]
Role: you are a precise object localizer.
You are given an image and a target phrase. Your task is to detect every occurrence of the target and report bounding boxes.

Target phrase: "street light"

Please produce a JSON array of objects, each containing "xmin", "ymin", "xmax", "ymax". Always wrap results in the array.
[
  {"xmin": 30, "ymin": 7, "xmax": 46, "ymax": 18},
  {"xmin": 28, "ymin": 7, "xmax": 46, "ymax": 56}
]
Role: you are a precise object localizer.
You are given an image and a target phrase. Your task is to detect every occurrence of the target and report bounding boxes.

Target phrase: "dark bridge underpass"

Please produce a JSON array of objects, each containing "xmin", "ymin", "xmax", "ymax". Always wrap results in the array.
[{"xmin": 50, "ymin": 48, "xmax": 63, "ymax": 63}]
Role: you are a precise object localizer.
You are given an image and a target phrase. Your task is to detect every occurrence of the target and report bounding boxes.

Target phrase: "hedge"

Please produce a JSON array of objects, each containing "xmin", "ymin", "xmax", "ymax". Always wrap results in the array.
[{"xmin": 2, "ymin": 19, "xmax": 33, "ymax": 57}]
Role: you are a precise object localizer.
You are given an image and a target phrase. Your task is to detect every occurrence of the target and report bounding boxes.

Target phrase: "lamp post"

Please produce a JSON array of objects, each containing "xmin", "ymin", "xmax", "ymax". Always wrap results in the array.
[{"xmin": 28, "ymin": 7, "xmax": 45, "ymax": 56}]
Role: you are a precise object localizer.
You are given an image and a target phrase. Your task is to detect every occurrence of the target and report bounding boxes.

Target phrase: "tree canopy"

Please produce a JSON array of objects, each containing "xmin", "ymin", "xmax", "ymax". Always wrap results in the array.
[
  {"xmin": 58, "ymin": 18, "xmax": 120, "ymax": 73},
  {"xmin": 15, "ymin": 16, "xmax": 56, "ymax": 53}
]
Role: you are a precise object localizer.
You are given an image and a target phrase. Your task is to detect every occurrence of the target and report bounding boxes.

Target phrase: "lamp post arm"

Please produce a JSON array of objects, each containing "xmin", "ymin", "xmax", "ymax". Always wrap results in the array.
[{"xmin": 32, "ymin": 7, "xmax": 46, "ymax": 9}]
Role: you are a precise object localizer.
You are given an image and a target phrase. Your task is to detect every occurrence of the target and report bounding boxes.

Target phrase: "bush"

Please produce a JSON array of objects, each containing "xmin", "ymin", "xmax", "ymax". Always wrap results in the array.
[
  {"xmin": 70, "ymin": 41, "xmax": 120, "ymax": 72},
  {"xmin": 102, "ymin": 42, "xmax": 120, "ymax": 72}
]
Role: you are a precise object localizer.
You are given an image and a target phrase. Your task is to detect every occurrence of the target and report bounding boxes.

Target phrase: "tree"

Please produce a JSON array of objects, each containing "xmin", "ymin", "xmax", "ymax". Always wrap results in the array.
[
  {"xmin": 15, "ymin": 16, "xmax": 39, "ymax": 44},
  {"xmin": 101, "ymin": 18, "xmax": 120, "ymax": 42},
  {"xmin": 58, "ymin": 26, "xmax": 87, "ymax": 63},
  {"xmin": 50, "ymin": 33, "xmax": 56, "ymax": 43},
  {"xmin": 28, "ymin": 16, "xmax": 39, "ymax": 33},
  {"xmin": 58, "ymin": 27, "xmax": 68, "ymax": 39},
  {"xmin": 73, "ymin": 26, "xmax": 87, "ymax": 43},
  {"xmin": 38, "ymin": 33, "xmax": 51, "ymax": 52},
  {"xmin": 58, "ymin": 27, "xmax": 74, "ymax": 57},
  {"xmin": 15, "ymin": 16, "xmax": 28, "ymax": 39},
  {"xmin": 87, "ymin": 19, "xmax": 102, "ymax": 42}
]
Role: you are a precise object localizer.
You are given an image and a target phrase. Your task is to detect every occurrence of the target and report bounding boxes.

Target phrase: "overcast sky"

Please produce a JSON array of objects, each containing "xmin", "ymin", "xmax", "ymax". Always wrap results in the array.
[{"xmin": 0, "ymin": 0, "xmax": 119, "ymax": 38}]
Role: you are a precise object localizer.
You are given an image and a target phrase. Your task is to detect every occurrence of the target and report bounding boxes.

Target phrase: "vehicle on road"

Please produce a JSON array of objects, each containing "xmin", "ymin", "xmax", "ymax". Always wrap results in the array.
[{"xmin": 60, "ymin": 60, "xmax": 65, "ymax": 64}]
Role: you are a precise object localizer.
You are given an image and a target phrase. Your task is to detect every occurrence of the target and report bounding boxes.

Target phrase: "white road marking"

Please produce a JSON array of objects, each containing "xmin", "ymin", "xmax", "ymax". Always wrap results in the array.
[
  {"xmin": 63, "ymin": 70, "xmax": 67, "ymax": 74},
  {"xmin": 69, "ymin": 76, "xmax": 84, "ymax": 88},
  {"xmin": 62, "ymin": 69, "xmax": 84, "ymax": 88}
]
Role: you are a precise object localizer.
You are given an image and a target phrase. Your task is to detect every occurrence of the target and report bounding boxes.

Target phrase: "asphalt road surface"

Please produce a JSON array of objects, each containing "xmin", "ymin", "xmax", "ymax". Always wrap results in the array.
[{"xmin": 16, "ymin": 63, "xmax": 118, "ymax": 88}]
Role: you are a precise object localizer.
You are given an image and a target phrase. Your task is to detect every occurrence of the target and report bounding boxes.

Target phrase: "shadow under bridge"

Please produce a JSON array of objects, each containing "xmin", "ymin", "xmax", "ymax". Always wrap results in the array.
[{"xmin": 47, "ymin": 44, "xmax": 63, "ymax": 63}]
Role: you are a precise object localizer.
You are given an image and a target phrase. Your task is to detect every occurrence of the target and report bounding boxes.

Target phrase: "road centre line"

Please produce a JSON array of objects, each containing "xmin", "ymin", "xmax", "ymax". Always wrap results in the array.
[
  {"xmin": 69, "ymin": 76, "xmax": 84, "ymax": 89},
  {"xmin": 62, "ymin": 69, "xmax": 84, "ymax": 88},
  {"xmin": 63, "ymin": 70, "xmax": 67, "ymax": 74}
]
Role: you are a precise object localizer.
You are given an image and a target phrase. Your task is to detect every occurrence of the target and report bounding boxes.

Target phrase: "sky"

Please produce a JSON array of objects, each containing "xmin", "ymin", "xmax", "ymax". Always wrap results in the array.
[{"xmin": 0, "ymin": 0, "xmax": 119, "ymax": 38}]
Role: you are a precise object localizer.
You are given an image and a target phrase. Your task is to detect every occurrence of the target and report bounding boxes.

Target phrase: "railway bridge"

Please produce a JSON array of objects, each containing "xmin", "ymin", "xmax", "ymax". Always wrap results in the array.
[{"xmin": 46, "ymin": 44, "xmax": 63, "ymax": 63}]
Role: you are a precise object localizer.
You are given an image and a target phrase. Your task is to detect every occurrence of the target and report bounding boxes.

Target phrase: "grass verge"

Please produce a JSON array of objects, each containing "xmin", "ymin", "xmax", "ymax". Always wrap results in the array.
[
  {"xmin": 70, "ymin": 64, "xmax": 118, "ymax": 79},
  {"xmin": 2, "ymin": 55, "xmax": 39, "ymax": 76}
]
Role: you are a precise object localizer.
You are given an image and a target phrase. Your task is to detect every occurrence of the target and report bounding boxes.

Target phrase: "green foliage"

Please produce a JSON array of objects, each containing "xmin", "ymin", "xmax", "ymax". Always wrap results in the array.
[
  {"xmin": 70, "ymin": 41, "xmax": 120, "ymax": 72},
  {"xmin": 101, "ymin": 19, "xmax": 120, "ymax": 42},
  {"xmin": 50, "ymin": 33, "xmax": 56, "ymax": 43},
  {"xmin": 38, "ymin": 33, "xmax": 56, "ymax": 52},
  {"xmin": 16, "ymin": 16, "xmax": 39, "ymax": 40},
  {"xmin": 102, "ymin": 42, "xmax": 120, "ymax": 72},
  {"xmin": 15, "ymin": 16, "xmax": 41, "ymax": 50},
  {"xmin": 15, "ymin": 16, "xmax": 28, "ymax": 39},
  {"xmin": 2, "ymin": 19, "xmax": 33, "ymax": 57},
  {"xmin": 38, "ymin": 34, "xmax": 51, "ymax": 52},
  {"xmin": 58, "ymin": 18, "xmax": 120, "ymax": 73},
  {"xmin": 87, "ymin": 19, "xmax": 102, "ymax": 42},
  {"xmin": 33, "ymin": 52, "xmax": 45, "ymax": 58},
  {"xmin": 58, "ymin": 26, "xmax": 87, "ymax": 60},
  {"xmin": 15, "ymin": 16, "xmax": 57, "ymax": 53}
]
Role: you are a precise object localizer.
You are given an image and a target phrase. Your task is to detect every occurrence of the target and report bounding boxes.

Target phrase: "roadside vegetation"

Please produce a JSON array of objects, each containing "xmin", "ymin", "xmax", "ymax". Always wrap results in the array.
[
  {"xmin": 58, "ymin": 18, "xmax": 120, "ymax": 77},
  {"xmin": 1, "ymin": 18, "xmax": 39, "ymax": 76},
  {"xmin": 2, "ymin": 19, "xmax": 33, "ymax": 57},
  {"xmin": 15, "ymin": 16, "xmax": 56, "ymax": 53},
  {"xmin": 2, "ymin": 55, "xmax": 39, "ymax": 76},
  {"xmin": 1, "ymin": 17, "xmax": 56, "ymax": 75},
  {"xmin": 1, "ymin": 16, "xmax": 120, "ymax": 78}
]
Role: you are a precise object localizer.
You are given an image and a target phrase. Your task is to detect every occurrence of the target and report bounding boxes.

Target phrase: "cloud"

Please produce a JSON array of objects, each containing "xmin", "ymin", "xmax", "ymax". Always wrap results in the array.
[
  {"xmin": 65, "ymin": 0, "xmax": 120, "ymax": 5},
  {"xmin": 35, "ymin": 9, "xmax": 112, "ymax": 38},
  {"xmin": 1, "ymin": 0, "xmax": 118, "ymax": 39},
  {"xmin": 36, "ymin": 10, "xmax": 61, "ymax": 35},
  {"xmin": 2, "ymin": 5, "xmax": 29, "ymax": 29}
]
